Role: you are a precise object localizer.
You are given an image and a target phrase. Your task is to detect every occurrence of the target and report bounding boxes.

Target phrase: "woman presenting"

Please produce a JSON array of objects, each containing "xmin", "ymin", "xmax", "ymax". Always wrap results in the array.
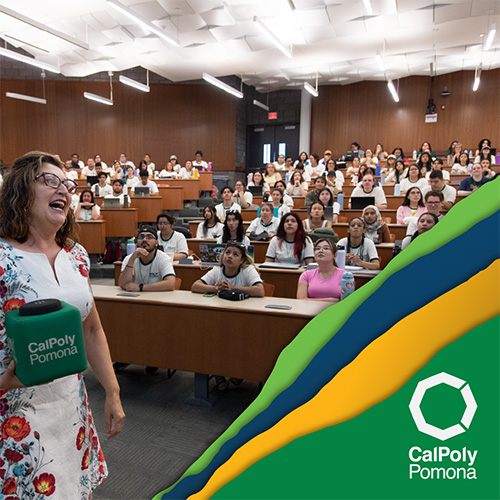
[{"xmin": 0, "ymin": 151, "xmax": 124, "ymax": 498}]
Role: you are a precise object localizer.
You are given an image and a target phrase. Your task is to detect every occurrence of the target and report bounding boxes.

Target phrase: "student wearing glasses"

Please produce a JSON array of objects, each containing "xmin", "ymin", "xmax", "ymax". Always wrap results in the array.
[
  {"xmin": 119, "ymin": 226, "xmax": 176, "ymax": 292},
  {"xmin": 337, "ymin": 217, "xmax": 380, "ymax": 270},
  {"xmin": 296, "ymin": 239, "xmax": 348, "ymax": 302}
]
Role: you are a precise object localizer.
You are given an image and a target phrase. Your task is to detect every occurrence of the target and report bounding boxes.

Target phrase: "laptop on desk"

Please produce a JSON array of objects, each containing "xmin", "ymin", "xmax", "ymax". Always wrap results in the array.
[
  {"xmin": 350, "ymin": 196, "xmax": 375, "ymax": 210},
  {"xmin": 86, "ymin": 176, "xmax": 98, "ymax": 187},
  {"xmin": 134, "ymin": 186, "xmax": 150, "ymax": 197},
  {"xmin": 102, "ymin": 198, "xmax": 121, "ymax": 209},
  {"xmin": 248, "ymin": 185, "xmax": 263, "ymax": 196}
]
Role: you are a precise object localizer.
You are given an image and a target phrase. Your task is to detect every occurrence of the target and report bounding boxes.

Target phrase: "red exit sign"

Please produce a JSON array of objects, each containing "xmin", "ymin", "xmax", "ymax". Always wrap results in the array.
[{"xmin": 268, "ymin": 112, "xmax": 278, "ymax": 120}]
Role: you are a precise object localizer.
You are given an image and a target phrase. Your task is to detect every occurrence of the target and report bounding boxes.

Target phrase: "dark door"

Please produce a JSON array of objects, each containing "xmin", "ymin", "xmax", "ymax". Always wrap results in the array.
[{"xmin": 246, "ymin": 124, "xmax": 299, "ymax": 172}]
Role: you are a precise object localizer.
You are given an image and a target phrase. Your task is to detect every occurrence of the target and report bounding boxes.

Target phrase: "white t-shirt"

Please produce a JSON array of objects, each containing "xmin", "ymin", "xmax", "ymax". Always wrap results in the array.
[
  {"xmin": 196, "ymin": 222, "xmax": 224, "ymax": 239},
  {"xmin": 104, "ymin": 193, "xmax": 131, "ymax": 205},
  {"xmin": 125, "ymin": 176, "xmax": 138, "ymax": 188},
  {"xmin": 215, "ymin": 202, "xmax": 241, "ymax": 220},
  {"xmin": 178, "ymin": 167, "xmax": 194, "ymax": 180},
  {"xmin": 266, "ymin": 236, "xmax": 314, "ymax": 265},
  {"xmin": 400, "ymin": 178, "xmax": 428, "ymax": 193},
  {"xmin": 406, "ymin": 213, "xmax": 443, "ymax": 235},
  {"xmin": 216, "ymin": 235, "xmax": 251, "ymax": 247},
  {"xmin": 450, "ymin": 164, "xmax": 469, "ymax": 174},
  {"xmin": 234, "ymin": 191, "xmax": 253, "ymax": 206},
  {"xmin": 121, "ymin": 250, "xmax": 175, "ymax": 284},
  {"xmin": 247, "ymin": 217, "xmax": 280, "ymax": 236},
  {"xmin": 158, "ymin": 170, "xmax": 178, "ymax": 179},
  {"xmin": 426, "ymin": 170, "xmax": 450, "ymax": 181},
  {"xmin": 337, "ymin": 237, "xmax": 379, "ymax": 264},
  {"xmin": 133, "ymin": 180, "xmax": 159, "ymax": 194},
  {"xmin": 200, "ymin": 265, "xmax": 262, "ymax": 287},
  {"xmin": 77, "ymin": 204, "xmax": 101, "ymax": 221},
  {"xmin": 192, "ymin": 160, "xmax": 208, "ymax": 170},
  {"xmin": 287, "ymin": 181, "xmax": 309, "ymax": 196},
  {"xmin": 306, "ymin": 163, "xmax": 326, "ymax": 178},
  {"xmin": 81, "ymin": 166, "xmax": 98, "ymax": 177},
  {"xmin": 91, "ymin": 184, "xmax": 113, "ymax": 197},
  {"xmin": 157, "ymin": 230, "xmax": 189, "ymax": 258},
  {"xmin": 351, "ymin": 186, "xmax": 387, "ymax": 205},
  {"xmin": 65, "ymin": 170, "xmax": 79, "ymax": 181},
  {"xmin": 422, "ymin": 184, "xmax": 456, "ymax": 204}
]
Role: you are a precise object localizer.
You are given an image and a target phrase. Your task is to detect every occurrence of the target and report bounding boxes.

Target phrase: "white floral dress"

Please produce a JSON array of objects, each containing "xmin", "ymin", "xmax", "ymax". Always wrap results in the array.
[{"xmin": 0, "ymin": 239, "xmax": 107, "ymax": 499}]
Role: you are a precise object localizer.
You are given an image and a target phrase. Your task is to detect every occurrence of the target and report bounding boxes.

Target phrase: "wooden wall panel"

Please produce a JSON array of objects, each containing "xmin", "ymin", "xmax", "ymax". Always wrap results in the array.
[
  {"xmin": 0, "ymin": 80, "xmax": 236, "ymax": 170},
  {"xmin": 311, "ymin": 69, "xmax": 500, "ymax": 157}
]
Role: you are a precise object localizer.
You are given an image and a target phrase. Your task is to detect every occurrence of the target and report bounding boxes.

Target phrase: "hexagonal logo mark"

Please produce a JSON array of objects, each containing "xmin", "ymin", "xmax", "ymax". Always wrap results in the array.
[{"xmin": 409, "ymin": 372, "xmax": 478, "ymax": 441}]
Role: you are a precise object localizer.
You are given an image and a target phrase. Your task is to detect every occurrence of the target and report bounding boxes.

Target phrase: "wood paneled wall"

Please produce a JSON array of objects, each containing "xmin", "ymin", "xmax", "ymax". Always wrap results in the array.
[
  {"xmin": 0, "ymin": 79, "xmax": 236, "ymax": 169},
  {"xmin": 311, "ymin": 69, "xmax": 500, "ymax": 157}
]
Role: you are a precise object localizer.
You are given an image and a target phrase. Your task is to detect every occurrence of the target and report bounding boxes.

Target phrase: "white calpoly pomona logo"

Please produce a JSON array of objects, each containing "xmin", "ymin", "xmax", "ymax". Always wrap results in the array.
[{"xmin": 409, "ymin": 372, "xmax": 477, "ymax": 441}]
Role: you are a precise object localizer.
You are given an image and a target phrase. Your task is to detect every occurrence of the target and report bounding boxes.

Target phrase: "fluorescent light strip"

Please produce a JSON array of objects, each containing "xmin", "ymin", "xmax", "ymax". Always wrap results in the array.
[
  {"xmin": 119, "ymin": 75, "xmax": 150, "ymax": 92},
  {"xmin": 202, "ymin": 73, "xmax": 243, "ymax": 99},
  {"xmin": 484, "ymin": 23, "xmax": 496, "ymax": 51},
  {"xmin": 6, "ymin": 92, "xmax": 46, "ymax": 104},
  {"xmin": 472, "ymin": 66, "xmax": 481, "ymax": 92},
  {"xmin": 253, "ymin": 16, "xmax": 293, "ymax": 58},
  {"xmin": 363, "ymin": 0, "xmax": 374, "ymax": 15},
  {"xmin": 107, "ymin": 0, "xmax": 179, "ymax": 47},
  {"xmin": 0, "ymin": 46, "xmax": 60, "ymax": 74},
  {"xmin": 83, "ymin": 92, "xmax": 114, "ymax": 106},
  {"xmin": 387, "ymin": 80, "xmax": 399, "ymax": 102},
  {"xmin": 0, "ymin": 4, "xmax": 88, "ymax": 50},
  {"xmin": 253, "ymin": 99, "xmax": 269, "ymax": 111},
  {"xmin": 304, "ymin": 81, "xmax": 318, "ymax": 97},
  {"xmin": 376, "ymin": 51, "xmax": 385, "ymax": 72}
]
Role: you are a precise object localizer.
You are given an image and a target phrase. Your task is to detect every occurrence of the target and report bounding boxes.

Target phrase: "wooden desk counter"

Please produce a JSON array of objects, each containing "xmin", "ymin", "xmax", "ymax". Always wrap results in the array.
[
  {"xmin": 199, "ymin": 172, "xmax": 213, "ymax": 191},
  {"xmin": 158, "ymin": 186, "xmax": 184, "ymax": 210},
  {"xmin": 101, "ymin": 208, "xmax": 138, "ymax": 237},
  {"xmin": 77, "ymin": 220, "xmax": 106, "ymax": 254},
  {"xmin": 93, "ymin": 285, "xmax": 328, "ymax": 383},
  {"xmin": 158, "ymin": 179, "xmax": 199, "ymax": 200},
  {"xmin": 130, "ymin": 196, "xmax": 163, "ymax": 223}
]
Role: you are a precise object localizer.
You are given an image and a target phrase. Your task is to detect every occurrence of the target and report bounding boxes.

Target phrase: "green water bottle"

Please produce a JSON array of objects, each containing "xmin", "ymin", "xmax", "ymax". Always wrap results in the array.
[{"xmin": 5, "ymin": 299, "xmax": 88, "ymax": 386}]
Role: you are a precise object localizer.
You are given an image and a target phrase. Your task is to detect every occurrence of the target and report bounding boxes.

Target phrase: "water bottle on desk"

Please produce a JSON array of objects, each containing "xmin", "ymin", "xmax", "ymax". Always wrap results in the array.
[
  {"xmin": 394, "ymin": 183, "xmax": 401, "ymax": 196},
  {"xmin": 380, "ymin": 171, "xmax": 386, "ymax": 185},
  {"xmin": 337, "ymin": 192, "xmax": 344, "ymax": 210},
  {"xmin": 340, "ymin": 271, "xmax": 355, "ymax": 300},
  {"xmin": 336, "ymin": 245, "xmax": 346, "ymax": 270},
  {"xmin": 208, "ymin": 162, "xmax": 212, "ymax": 172},
  {"xmin": 413, "ymin": 150, "xmax": 417, "ymax": 160},
  {"xmin": 376, "ymin": 162, "xmax": 381, "ymax": 176}
]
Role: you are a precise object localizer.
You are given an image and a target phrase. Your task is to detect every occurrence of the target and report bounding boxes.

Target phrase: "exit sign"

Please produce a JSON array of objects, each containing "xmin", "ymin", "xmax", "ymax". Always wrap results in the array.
[{"xmin": 268, "ymin": 112, "xmax": 278, "ymax": 120}]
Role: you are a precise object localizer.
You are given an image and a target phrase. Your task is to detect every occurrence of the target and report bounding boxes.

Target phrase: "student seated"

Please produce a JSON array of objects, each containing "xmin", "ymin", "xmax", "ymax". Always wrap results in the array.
[
  {"xmin": 427, "ymin": 158, "xmax": 451, "ymax": 182},
  {"xmin": 317, "ymin": 188, "xmax": 340, "ymax": 223},
  {"xmin": 274, "ymin": 180, "xmax": 294, "ymax": 208},
  {"xmin": 105, "ymin": 178, "xmax": 131, "ymax": 207},
  {"xmin": 196, "ymin": 207, "xmax": 224, "ymax": 239},
  {"xmin": 406, "ymin": 190, "xmax": 444, "ymax": 235},
  {"xmin": 265, "ymin": 213, "xmax": 314, "ymax": 266},
  {"xmin": 75, "ymin": 189, "xmax": 100, "ymax": 221},
  {"xmin": 270, "ymin": 188, "xmax": 290, "ymax": 219},
  {"xmin": 449, "ymin": 153, "xmax": 470, "ymax": 174},
  {"xmin": 263, "ymin": 163, "xmax": 282, "ymax": 188},
  {"xmin": 178, "ymin": 160, "xmax": 195, "ymax": 179},
  {"xmin": 156, "ymin": 212, "xmax": 189, "ymax": 260},
  {"xmin": 457, "ymin": 163, "xmax": 491, "ymax": 196},
  {"xmin": 233, "ymin": 180, "xmax": 253, "ymax": 208},
  {"xmin": 402, "ymin": 213, "xmax": 440, "ymax": 250},
  {"xmin": 287, "ymin": 170, "xmax": 309, "ymax": 197},
  {"xmin": 216, "ymin": 211, "xmax": 251, "ymax": 247},
  {"xmin": 132, "ymin": 170, "xmax": 159, "ymax": 195},
  {"xmin": 297, "ymin": 239, "xmax": 349, "ymax": 303},
  {"xmin": 246, "ymin": 202, "xmax": 279, "ymax": 238},
  {"xmin": 248, "ymin": 171, "xmax": 270, "ymax": 193},
  {"xmin": 385, "ymin": 158, "xmax": 407, "ymax": 184},
  {"xmin": 91, "ymin": 172, "xmax": 113, "ymax": 197},
  {"xmin": 400, "ymin": 164, "xmax": 428, "ymax": 194},
  {"xmin": 215, "ymin": 186, "xmax": 241, "ymax": 222},
  {"xmin": 158, "ymin": 162, "xmax": 178, "ymax": 179},
  {"xmin": 397, "ymin": 187, "xmax": 426, "ymax": 225},
  {"xmin": 303, "ymin": 201, "xmax": 333, "ymax": 234},
  {"xmin": 362, "ymin": 205, "xmax": 391, "ymax": 243},
  {"xmin": 349, "ymin": 174, "xmax": 387, "ymax": 209},
  {"xmin": 421, "ymin": 170, "xmax": 456, "ymax": 210},
  {"xmin": 337, "ymin": 217, "xmax": 380, "ymax": 270}
]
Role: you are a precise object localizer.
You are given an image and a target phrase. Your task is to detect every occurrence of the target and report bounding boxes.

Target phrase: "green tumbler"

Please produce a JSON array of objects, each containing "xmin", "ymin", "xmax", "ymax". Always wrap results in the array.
[{"xmin": 5, "ymin": 299, "xmax": 88, "ymax": 386}]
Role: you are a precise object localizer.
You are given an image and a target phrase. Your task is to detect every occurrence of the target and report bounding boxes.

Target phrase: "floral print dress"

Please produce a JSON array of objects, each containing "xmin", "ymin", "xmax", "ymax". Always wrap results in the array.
[{"xmin": 0, "ymin": 240, "xmax": 107, "ymax": 499}]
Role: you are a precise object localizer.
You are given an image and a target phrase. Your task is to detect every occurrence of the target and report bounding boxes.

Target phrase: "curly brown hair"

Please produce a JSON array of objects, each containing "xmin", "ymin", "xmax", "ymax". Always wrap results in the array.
[{"xmin": 0, "ymin": 151, "xmax": 79, "ymax": 248}]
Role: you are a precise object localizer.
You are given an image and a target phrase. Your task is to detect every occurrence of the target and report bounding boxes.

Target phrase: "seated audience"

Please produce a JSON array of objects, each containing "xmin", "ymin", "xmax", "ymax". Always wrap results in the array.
[
  {"xmin": 270, "ymin": 188, "xmax": 290, "ymax": 219},
  {"xmin": 422, "ymin": 170, "xmax": 456, "ymax": 210},
  {"xmin": 362, "ymin": 205, "xmax": 391, "ymax": 243},
  {"xmin": 215, "ymin": 186, "xmax": 241, "ymax": 222},
  {"xmin": 266, "ymin": 213, "xmax": 314, "ymax": 266},
  {"xmin": 287, "ymin": 170, "xmax": 309, "ymax": 197},
  {"xmin": 447, "ymin": 142, "xmax": 464, "ymax": 167},
  {"xmin": 248, "ymin": 170, "xmax": 270, "ymax": 193},
  {"xmin": 349, "ymin": 141, "xmax": 364, "ymax": 157},
  {"xmin": 294, "ymin": 151, "xmax": 310, "ymax": 169},
  {"xmin": 303, "ymin": 201, "xmax": 333, "ymax": 234},
  {"xmin": 400, "ymin": 164, "xmax": 428, "ymax": 193},
  {"xmin": 397, "ymin": 187, "xmax": 426, "ymax": 225},
  {"xmin": 123, "ymin": 165, "xmax": 138, "ymax": 188},
  {"xmin": 81, "ymin": 158, "xmax": 98, "ymax": 178},
  {"xmin": 158, "ymin": 162, "xmax": 178, "ymax": 178},
  {"xmin": 386, "ymin": 158, "xmax": 407, "ymax": 184},
  {"xmin": 297, "ymin": 239, "xmax": 347, "ymax": 303},
  {"xmin": 392, "ymin": 147, "xmax": 408, "ymax": 163},
  {"xmin": 105, "ymin": 178, "xmax": 131, "ymax": 207},
  {"xmin": 157, "ymin": 212, "xmax": 189, "ymax": 260},
  {"xmin": 264, "ymin": 163, "xmax": 282, "ymax": 188},
  {"xmin": 92, "ymin": 172, "xmax": 113, "ymax": 197},
  {"xmin": 418, "ymin": 141, "xmax": 436, "ymax": 159},
  {"xmin": 325, "ymin": 158, "xmax": 343, "ymax": 193},
  {"xmin": 382, "ymin": 154, "xmax": 396, "ymax": 176},
  {"xmin": 457, "ymin": 163, "xmax": 491, "ymax": 196},
  {"xmin": 132, "ymin": 170, "xmax": 159, "ymax": 195},
  {"xmin": 305, "ymin": 176, "xmax": 328, "ymax": 208},
  {"xmin": 196, "ymin": 207, "xmax": 224, "ymax": 239},
  {"xmin": 169, "ymin": 155, "xmax": 180, "ymax": 172},
  {"xmin": 406, "ymin": 190, "xmax": 444, "ymax": 235},
  {"xmin": 119, "ymin": 153, "xmax": 136, "ymax": 169},
  {"xmin": 319, "ymin": 150, "xmax": 332, "ymax": 167},
  {"xmin": 246, "ymin": 202, "xmax": 279, "ymax": 238},
  {"xmin": 402, "ymin": 213, "xmax": 440, "ymax": 250},
  {"xmin": 350, "ymin": 174, "xmax": 387, "ymax": 209},
  {"xmin": 427, "ymin": 158, "xmax": 451, "ymax": 182},
  {"xmin": 273, "ymin": 154, "xmax": 286, "ymax": 170},
  {"xmin": 360, "ymin": 149, "xmax": 378, "ymax": 167},
  {"xmin": 373, "ymin": 143, "xmax": 387, "ymax": 160},
  {"xmin": 337, "ymin": 217, "xmax": 380, "ymax": 270},
  {"xmin": 75, "ymin": 190, "xmax": 100, "ymax": 221},
  {"xmin": 474, "ymin": 138, "xmax": 492, "ymax": 157},
  {"xmin": 475, "ymin": 145, "xmax": 495, "ymax": 164},
  {"xmin": 274, "ymin": 180, "xmax": 294, "ymax": 208},
  {"xmin": 233, "ymin": 180, "xmax": 253, "ymax": 209},
  {"xmin": 110, "ymin": 161, "xmax": 124, "ymax": 181},
  {"xmin": 346, "ymin": 156, "xmax": 361, "ymax": 180},
  {"xmin": 216, "ymin": 211, "xmax": 250, "ymax": 247},
  {"xmin": 71, "ymin": 153, "xmax": 84, "ymax": 169},
  {"xmin": 306, "ymin": 153, "xmax": 325, "ymax": 179},
  {"xmin": 192, "ymin": 150, "xmax": 208, "ymax": 171},
  {"xmin": 480, "ymin": 158, "xmax": 497, "ymax": 180},
  {"xmin": 317, "ymin": 188, "xmax": 340, "ymax": 223},
  {"xmin": 143, "ymin": 153, "xmax": 155, "ymax": 176},
  {"xmin": 94, "ymin": 154, "xmax": 108, "ymax": 171},
  {"xmin": 178, "ymin": 160, "xmax": 195, "ymax": 179}
]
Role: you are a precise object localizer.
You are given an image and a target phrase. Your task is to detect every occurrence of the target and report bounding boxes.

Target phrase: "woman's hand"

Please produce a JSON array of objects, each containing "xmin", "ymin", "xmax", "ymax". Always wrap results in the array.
[
  {"xmin": 104, "ymin": 392, "xmax": 125, "ymax": 439},
  {"xmin": 214, "ymin": 280, "xmax": 230, "ymax": 293},
  {"xmin": 0, "ymin": 361, "xmax": 25, "ymax": 390}
]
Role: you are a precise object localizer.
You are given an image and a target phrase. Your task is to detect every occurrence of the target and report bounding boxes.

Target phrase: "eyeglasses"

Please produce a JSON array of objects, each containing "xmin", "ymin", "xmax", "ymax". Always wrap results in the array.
[
  {"xmin": 35, "ymin": 172, "xmax": 78, "ymax": 194},
  {"xmin": 315, "ymin": 245, "xmax": 332, "ymax": 252},
  {"xmin": 426, "ymin": 201, "xmax": 440, "ymax": 206},
  {"xmin": 137, "ymin": 234, "xmax": 156, "ymax": 241}
]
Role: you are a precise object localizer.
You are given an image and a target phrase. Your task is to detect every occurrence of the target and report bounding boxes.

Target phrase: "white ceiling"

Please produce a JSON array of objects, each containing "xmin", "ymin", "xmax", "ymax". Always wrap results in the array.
[{"xmin": 0, "ymin": 0, "xmax": 499, "ymax": 91}]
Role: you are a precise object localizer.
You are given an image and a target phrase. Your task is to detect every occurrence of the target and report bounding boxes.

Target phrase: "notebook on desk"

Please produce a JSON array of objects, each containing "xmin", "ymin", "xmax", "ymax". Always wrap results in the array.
[{"xmin": 259, "ymin": 262, "xmax": 301, "ymax": 270}]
